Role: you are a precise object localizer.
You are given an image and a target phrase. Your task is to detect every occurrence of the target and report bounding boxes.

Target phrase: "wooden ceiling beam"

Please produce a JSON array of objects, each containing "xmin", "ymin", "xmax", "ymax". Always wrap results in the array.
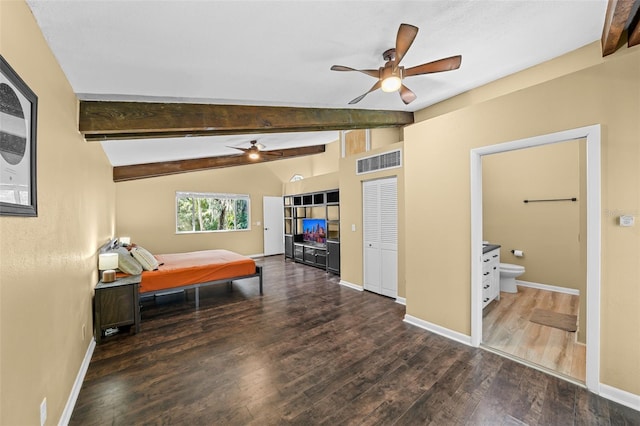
[
  {"xmin": 79, "ymin": 101, "xmax": 414, "ymax": 141},
  {"xmin": 112, "ymin": 144, "xmax": 325, "ymax": 182},
  {"xmin": 629, "ymin": 5, "xmax": 640, "ymax": 47},
  {"xmin": 602, "ymin": 0, "xmax": 640, "ymax": 56}
]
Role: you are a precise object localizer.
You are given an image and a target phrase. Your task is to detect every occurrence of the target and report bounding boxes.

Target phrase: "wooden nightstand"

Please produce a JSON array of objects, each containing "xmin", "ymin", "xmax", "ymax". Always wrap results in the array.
[{"xmin": 94, "ymin": 275, "xmax": 141, "ymax": 343}]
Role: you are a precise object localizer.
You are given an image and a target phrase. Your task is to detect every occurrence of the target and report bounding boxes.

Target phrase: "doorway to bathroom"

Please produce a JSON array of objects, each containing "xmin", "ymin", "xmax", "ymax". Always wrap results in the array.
[
  {"xmin": 482, "ymin": 139, "xmax": 586, "ymax": 382},
  {"xmin": 470, "ymin": 125, "xmax": 601, "ymax": 392}
]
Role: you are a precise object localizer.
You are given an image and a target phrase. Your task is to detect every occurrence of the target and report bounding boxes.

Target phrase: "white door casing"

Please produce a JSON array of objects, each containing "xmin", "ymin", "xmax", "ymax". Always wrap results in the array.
[{"xmin": 470, "ymin": 124, "xmax": 601, "ymax": 392}]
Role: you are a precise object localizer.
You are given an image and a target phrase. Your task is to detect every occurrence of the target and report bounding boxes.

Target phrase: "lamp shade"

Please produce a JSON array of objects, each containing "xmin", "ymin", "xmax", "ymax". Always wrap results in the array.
[{"xmin": 98, "ymin": 253, "xmax": 119, "ymax": 270}]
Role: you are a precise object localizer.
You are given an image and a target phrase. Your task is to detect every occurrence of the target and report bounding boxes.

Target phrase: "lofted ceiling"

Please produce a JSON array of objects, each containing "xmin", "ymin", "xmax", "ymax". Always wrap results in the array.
[{"xmin": 26, "ymin": 0, "xmax": 616, "ymax": 178}]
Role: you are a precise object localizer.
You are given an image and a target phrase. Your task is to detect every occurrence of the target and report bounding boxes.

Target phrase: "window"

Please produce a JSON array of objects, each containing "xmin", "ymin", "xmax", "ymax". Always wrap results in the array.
[
  {"xmin": 176, "ymin": 192, "xmax": 250, "ymax": 233},
  {"xmin": 290, "ymin": 174, "xmax": 304, "ymax": 182}
]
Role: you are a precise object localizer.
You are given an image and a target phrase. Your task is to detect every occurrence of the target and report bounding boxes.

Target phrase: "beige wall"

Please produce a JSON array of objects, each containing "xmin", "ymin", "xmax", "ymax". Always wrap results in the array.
[
  {"xmin": 483, "ymin": 141, "xmax": 583, "ymax": 287},
  {"xmin": 370, "ymin": 127, "xmax": 403, "ymax": 150},
  {"xmin": 483, "ymin": 140, "xmax": 587, "ymax": 342},
  {"xmin": 0, "ymin": 1, "xmax": 115, "ymax": 424},
  {"xmin": 339, "ymin": 142, "xmax": 406, "ymax": 298},
  {"xmin": 116, "ymin": 147, "xmax": 339, "ymax": 255},
  {"xmin": 405, "ymin": 43, "xmax": 640, "ymax": 394},
  {"xmin": 310, "ymin": 138, "xmax": 340, "ymax": 176},
  {"xmin": 283, "ymin": 172, "xmax": 339, "ymax": 196}
]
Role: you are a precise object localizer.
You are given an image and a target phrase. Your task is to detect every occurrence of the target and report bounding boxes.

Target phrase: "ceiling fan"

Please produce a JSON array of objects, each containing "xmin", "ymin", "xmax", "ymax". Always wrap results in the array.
[
  {"xmin": 228, "ymin": 140, "xmax": 283, "ymax": 160},
  {"xmin": 330, "ymin": 23, "xmax": 462, "ymax": 105}
]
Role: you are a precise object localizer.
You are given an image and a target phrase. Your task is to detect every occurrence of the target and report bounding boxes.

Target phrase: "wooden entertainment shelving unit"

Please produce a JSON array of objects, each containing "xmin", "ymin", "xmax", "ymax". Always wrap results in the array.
[{"xmin": 284, "ymin": 189, "xmax": 340, "ymax": 274}]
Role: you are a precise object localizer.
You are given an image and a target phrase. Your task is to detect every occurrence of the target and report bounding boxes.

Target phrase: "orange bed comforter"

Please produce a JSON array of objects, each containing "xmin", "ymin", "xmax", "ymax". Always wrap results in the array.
[{"xmin": 139, "ymin": 249, "xmax": 256, "ymax": 293}]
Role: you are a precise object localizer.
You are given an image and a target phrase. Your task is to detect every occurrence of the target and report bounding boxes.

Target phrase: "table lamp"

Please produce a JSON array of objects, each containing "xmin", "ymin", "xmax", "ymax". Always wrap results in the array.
[{"xmin": 99, "ymin": 253, "xmax": 118, "ymax": 283}]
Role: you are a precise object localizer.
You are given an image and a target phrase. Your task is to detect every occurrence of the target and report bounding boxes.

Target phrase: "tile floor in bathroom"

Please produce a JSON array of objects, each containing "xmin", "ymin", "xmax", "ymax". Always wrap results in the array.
[{"xmin": 482, "ymin": 286, "xmax": 586, "ymax": 382}]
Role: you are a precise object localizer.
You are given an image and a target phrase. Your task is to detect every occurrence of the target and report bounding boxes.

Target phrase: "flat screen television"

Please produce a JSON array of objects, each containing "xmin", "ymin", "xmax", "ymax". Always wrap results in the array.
[{"xmin": 302, "ymin": 218, "xmax": 326, "ymax": 245}]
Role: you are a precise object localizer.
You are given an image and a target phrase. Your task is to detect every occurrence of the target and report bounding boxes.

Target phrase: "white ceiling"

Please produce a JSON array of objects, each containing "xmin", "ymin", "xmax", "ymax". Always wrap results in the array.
[{"xmin": 26, "ymin": 0, "xmax": 607, "ymax": 166}]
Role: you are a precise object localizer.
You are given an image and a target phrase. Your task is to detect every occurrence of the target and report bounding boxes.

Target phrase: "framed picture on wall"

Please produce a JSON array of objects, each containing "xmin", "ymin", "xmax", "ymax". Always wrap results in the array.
[{"xmin": 0, "ymin": 55, "xmax": 38, "ymax": 217}]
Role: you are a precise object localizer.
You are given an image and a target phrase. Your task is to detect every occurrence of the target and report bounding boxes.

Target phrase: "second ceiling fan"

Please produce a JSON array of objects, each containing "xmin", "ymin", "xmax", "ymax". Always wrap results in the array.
[
  {"xmin": 331, "ymin": 23, "xmax": 462, "ymax": 105},
  {"xmin": 228, "ymin": 140, "xmax": 283, "ymax": 160}
]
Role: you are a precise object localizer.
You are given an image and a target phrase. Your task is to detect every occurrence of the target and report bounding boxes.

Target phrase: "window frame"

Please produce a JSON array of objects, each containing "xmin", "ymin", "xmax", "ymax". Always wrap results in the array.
[{"xmin": 175, "ymin": 191, "xmax": 251, "ymax": 234}]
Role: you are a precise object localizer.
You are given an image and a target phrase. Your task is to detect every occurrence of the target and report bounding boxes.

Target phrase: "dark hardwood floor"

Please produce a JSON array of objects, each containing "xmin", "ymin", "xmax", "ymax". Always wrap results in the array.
[{"xmin": 71, "ymin": 256, "xmax": 640, "ymax": 425}]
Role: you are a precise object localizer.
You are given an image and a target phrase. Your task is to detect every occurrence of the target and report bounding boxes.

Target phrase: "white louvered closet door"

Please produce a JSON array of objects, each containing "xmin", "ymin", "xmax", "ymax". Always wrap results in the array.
[{"xmin": 363, "ymin": 177, "xmax": 398, "ymax": 298}]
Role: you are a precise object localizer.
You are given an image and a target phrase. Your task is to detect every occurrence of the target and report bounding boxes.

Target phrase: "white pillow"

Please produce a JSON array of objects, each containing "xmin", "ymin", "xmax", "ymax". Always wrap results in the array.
[
  {"xmin": 130, "ymin": 246, "xmax": 160, "ymax": 271},
  {"xmin": 113, "ymin": 247, "xmax": 143, "ymax": 275}
]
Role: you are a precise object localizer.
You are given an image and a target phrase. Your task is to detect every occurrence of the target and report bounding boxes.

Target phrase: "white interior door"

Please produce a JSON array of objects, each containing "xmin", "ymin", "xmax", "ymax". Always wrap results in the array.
[
  {"xmin": 263, "ymin": 196, "xmax": 284, "ymax": 256},
  {"xmin": 364, "ymin": 180, "xmax": 381, "ymax": 293},
  {"xmin": 363, "ymin": 177, "xmax": 398, "ymax": 297}
]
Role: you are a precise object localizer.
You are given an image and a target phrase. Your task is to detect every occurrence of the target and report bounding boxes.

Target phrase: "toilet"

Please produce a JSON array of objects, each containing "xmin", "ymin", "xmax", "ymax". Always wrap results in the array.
[{"xmin": 499, "ymin": 263, "xmax": 525, "ymax": 293}]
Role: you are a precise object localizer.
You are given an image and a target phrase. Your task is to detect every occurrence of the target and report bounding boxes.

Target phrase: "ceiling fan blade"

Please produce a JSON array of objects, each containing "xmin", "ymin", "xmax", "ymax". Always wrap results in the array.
[
  {"xmin": 395, "ymin": 23, "xmax": 419, "ymax": 67},
  {"xmin": 348, "ymin": 80, "xmax": 382, "ymax": 104},
  {"xmin": 331, "ymin": 65, "xmax": 379, "ymax": 78},
  {"xmin": 227, "ymin": 146, "xmax": 250, "ymax": 153},
  {"xmin": 404, "ymin": 55, "xmax": 462, "ymax": 77},
  {"xmin": 399, "ymin": 84, "xmax": 417, "ymax": 105},
  {"xmin": 262, "ymin": 150, "xmax": 284, "ymax": 157}
]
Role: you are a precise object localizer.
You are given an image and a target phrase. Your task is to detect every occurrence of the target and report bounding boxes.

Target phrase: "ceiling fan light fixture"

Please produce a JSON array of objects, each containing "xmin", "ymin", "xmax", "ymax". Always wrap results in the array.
[
  {"xmin": 381, "ymin": 75, "xmax": 402, "ymax": 92},
  {"xmin": 380, "ymin": 63, "xmax": 402, "ymax": 92},
  {"xmin": 248, "ymin": 150, "xmax": 260, "ymax": 160}
]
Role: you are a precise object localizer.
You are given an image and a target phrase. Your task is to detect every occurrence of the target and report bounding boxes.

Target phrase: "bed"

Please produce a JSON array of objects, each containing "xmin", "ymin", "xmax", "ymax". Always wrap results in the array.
[{"xmin": 100, "ymin": 239, "xmax": 263, "ymax": 308}]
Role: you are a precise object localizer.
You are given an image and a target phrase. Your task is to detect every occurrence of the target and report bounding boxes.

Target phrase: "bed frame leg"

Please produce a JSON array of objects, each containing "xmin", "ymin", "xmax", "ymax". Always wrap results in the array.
[
  {"xmin": 258, "ymin": 266, "xmax": 263, "ymax": 295},
  {"xmin": 195, "ymin": 287, "xmax": 200, "ymax": 308}
]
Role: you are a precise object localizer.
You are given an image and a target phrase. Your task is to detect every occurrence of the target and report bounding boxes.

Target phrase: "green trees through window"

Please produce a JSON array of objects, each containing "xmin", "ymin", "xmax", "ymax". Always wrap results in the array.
[{"xmin": 176, "ymin": 192, "xmax": 250, "ymax": 233}]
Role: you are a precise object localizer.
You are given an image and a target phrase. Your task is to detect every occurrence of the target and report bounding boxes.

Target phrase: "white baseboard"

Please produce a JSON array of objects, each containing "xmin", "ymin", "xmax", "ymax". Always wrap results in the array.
[
  {"xmin": 516, "ymin": 280, "xmax": 580, "ymax": 296},
  {"xmin": 339, "ymin": 280, "xmax": 363, "ymax": 291},
  {"xmin": 395, "ymin": 297, "xmax": 406, "ymax": 305},
  {"xmin": 248, "ymin": 253, "xmax": 265, "ymax": 259},
  {"xmin": 600, "ymin": 384, "xmax": 640, "ymax": 412},
  {"xmin": 59, "ymin": 338, "xmax": 95, "ymax": 426},
  {"xmin": 403, "ymin": 314, "xmax": 472, "ymax": 346}
]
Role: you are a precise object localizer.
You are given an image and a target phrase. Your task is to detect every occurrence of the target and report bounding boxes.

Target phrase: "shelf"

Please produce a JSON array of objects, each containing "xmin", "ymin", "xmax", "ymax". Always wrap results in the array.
[
  {"xmin": 326, "ymin": 190, "xmax": 339, "ymax": 204},
  {"xmin": 284, "ymin": 189, "xmax": 340, "ymax": 274}
]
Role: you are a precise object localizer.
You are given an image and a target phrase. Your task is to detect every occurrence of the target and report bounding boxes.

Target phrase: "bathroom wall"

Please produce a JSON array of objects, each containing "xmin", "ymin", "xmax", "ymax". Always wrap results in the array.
[
  {"xmin": 482, "ymin": 140, "xmax": 585, "ymax": 289},
  {"xmin": 482, "ymin": 140, "xmax": 587, "ymax": 342}
]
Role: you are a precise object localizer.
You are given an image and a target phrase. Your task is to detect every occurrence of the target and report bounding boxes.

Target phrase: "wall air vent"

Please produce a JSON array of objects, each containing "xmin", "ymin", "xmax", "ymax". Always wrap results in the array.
[{"xmin": 356, "ymin": 149, "xmax": 402, "ymax": 175}]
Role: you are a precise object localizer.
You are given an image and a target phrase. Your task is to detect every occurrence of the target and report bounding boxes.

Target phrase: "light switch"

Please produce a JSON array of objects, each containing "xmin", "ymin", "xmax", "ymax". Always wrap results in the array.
[{"xmin": 351, "ymin": 224, "xmax": 356, "ymax": 231}]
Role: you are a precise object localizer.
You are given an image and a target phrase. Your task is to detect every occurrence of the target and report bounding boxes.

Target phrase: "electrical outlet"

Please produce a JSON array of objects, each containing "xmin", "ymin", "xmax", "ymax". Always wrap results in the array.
[
  {"xmin": 40, "ymin": 397, "xmax": 47, "ymax": 426},
  {"xmin": 82, "ymin": 324, "xmax": 86, "ymax": 341}
]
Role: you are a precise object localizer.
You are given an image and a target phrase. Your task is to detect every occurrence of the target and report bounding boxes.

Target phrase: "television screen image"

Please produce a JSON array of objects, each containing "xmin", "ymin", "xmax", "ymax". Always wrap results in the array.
[{"xmin": 302, "ymin": 218, "xmax": 326, "ymax": 244}]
